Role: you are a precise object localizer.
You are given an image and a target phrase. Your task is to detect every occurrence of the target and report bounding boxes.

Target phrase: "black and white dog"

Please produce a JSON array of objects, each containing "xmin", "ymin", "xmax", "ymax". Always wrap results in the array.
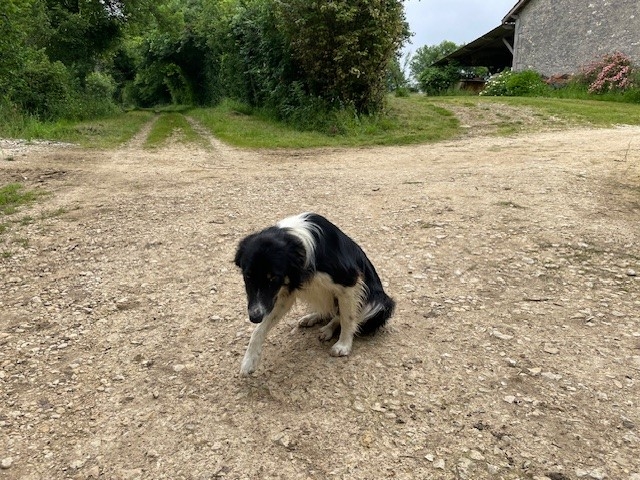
[{"xmin": 234, "ymin": 213, "xmax": 395, "ymax": 375}]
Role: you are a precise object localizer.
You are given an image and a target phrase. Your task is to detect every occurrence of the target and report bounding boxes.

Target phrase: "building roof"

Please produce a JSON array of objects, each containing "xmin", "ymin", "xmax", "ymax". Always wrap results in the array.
[
  {"xmin": 432, "ymin": 24, "xmax": 515, "ymax": 69},
  {"xmin": 503, "ymin": 0, "xmax": 532, "ymax": 22}
]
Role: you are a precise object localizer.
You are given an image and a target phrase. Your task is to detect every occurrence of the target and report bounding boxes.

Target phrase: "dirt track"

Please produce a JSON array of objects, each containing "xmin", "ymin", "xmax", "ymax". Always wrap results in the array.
[{"xmin": 1, "ymin": 117, "xmax": 640, "ymax": 480}]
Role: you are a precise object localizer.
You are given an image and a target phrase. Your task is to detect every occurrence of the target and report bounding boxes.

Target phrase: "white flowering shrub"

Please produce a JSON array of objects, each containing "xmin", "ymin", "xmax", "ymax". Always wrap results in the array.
[{"xmin": 480, "ymin": 69, "xmax": 513, "ymax": 96}]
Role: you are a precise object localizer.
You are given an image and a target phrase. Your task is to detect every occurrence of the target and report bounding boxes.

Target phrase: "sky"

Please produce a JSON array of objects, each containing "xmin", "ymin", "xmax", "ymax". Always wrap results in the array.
[{"xmin": 403, "ymin": 0, "xmax": 517, "ymax": 56}]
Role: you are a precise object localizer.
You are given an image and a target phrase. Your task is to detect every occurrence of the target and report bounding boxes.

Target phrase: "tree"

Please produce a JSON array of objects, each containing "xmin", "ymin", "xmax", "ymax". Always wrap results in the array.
[
  {"xmin": 44, "ymin": 0, "xmax": 126, "ymax": 78},
  {"xmin": 0, "ymin": 0, "xmax": 47, "ymax": 95},
  {"xmin": 276, "ymin": 0, "xmax": 410, "ymax": 114},
  {"xmin": 386, "ymin": 51, "xmax": 411, "ymax": 94},
  {"xmin": 410, "ymin": 40, "xmax": 459, "ymax": 81}
]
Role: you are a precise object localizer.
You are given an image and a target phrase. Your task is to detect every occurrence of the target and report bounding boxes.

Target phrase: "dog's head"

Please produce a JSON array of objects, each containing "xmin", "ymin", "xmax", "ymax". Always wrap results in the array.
[{"xmin": 234, "ymin": 230, "xmax": 304, "ymax": 323}]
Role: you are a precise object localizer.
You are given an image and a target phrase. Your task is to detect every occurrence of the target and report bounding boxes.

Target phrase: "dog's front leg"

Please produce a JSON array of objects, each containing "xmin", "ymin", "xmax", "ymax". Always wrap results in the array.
[
  {"xmin": 240, "ymin": 295, "xmax": 295, "ymax": 375},
  {"xmin": 330, "ymin": 282, "xmax": 364, "ymax": 357}
]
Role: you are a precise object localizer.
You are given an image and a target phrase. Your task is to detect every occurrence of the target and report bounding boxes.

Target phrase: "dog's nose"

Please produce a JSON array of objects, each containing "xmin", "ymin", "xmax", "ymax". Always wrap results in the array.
[{"xmin": 248, "ymin": 304, "xmax": 265, "ymax": 323}]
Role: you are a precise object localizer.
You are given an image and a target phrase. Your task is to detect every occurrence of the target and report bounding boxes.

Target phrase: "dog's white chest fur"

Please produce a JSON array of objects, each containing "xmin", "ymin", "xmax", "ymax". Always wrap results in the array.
[{"xmin": 296, "ymin": 272, "xmax": 343, "ymax": 316}]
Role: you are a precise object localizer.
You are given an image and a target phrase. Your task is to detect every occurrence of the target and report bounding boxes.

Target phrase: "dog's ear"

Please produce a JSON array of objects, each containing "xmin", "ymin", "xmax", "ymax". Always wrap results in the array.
[
  {"xmin": 234, "ymin": 233, "xmax": 255, "ymax": 268},
  {"xmin": 282, "ymin": 236, "xmax": 306, "ymax": 287}
]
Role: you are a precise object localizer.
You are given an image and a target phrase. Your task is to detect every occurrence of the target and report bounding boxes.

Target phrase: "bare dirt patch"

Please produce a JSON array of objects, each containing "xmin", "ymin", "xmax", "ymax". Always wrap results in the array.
[{"xmin": 1, "ymin": 120, "xmax": 640, "ymax": 480}]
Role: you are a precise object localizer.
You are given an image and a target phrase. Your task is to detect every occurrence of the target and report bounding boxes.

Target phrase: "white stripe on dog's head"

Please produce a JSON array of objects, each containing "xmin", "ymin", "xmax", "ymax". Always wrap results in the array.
[{"xmin": 277, "ymin": 212, "xmax": 319, "ymax": 268}]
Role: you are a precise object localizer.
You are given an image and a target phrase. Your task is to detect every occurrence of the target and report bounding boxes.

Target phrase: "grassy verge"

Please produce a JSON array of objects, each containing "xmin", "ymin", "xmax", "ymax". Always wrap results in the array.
[
  {"xmin": 189, "ymin": 94, "xmax": 640, "ymax": 148},
  {"xmin": 188, "ymin": 97, "xmax": 461, "ymax": 148},
  {"xmin": 438, "ymin": 96, "xmax": 640, "ymax": 127},
  {"xmin": 510, "ymin": 97, "xmax": 640, "ymax": 126},
  {"xmin": 0, "ymin": 110, "xmax": 154, "ymax": 148},
  {"xmin": 144, "ymin": 113, "xmax": 207, "ymax": 148},
  {"xmin": 3, "ymin": 96, "xmax": 639, "ymax": 151}
]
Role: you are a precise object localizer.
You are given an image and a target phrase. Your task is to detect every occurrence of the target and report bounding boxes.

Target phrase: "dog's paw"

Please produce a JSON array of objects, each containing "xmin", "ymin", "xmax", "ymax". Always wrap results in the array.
[
  {"xmin": 240, "ymin": 354, "xmax": 259, "ymax": 376},
  {"xmin": 318, "ymin": 323, "xmax": 336, "ymax": 341},
  {"xmin": 330, "ymin": 341, "xmax": 352, "ymax": 357},
  {"xmin": 298, "ymin": 313, "xmax": 322, "ymax": 328}
]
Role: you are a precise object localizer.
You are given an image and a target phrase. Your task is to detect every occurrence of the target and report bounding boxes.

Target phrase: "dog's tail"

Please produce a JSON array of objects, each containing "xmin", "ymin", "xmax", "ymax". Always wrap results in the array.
[{"xmin": 358, "ymin": 291, "xmax": 395, "ymax": 335}]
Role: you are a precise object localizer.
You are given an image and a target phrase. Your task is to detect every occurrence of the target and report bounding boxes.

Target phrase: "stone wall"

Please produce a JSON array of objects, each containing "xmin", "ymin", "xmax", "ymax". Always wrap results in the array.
[{"xmin": 512, "ymin": 0, "xmax": 640, "ymax": 76}]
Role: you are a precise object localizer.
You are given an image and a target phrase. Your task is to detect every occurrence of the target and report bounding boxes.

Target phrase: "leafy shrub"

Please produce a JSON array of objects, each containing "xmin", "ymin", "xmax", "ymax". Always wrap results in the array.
[
  {"xmin": 580, "ymin": 52, "xmax": 635, "ymax": 93},
  {"xmin": 85, "ymin": 72, "xmax": 117, "ymax": 99},
  {"xmin": 227, "ymin": 0, "xmax": 291, "ymax": 110},
  {"xmin": 506, "ymin": 70, "xmax": 547, "ymax": 96},
  {"xmin": 11, "ymin": 55, "xmax": 71, "ymax": 119},
  {"xmin": 481, "ymin": 69, "xmax": 547, "ymax": 96},
  {"xmin": 130, "ymin": 63, "xmax": 173, "ymax": 107},
  {"xmin": 0, "ymin": 99, "xmax": 32, "ymax": 137},
  {"xmin": 480, "ymin": 69, "xmax": 512, "ymax": 96},
  {"xmin": 276, "ymin": 0, "xmax": 410, "ymax": 114},
  {"xmin": 274, "ymin": 81, "xmax": 345, "ymax": 133},
  {"xmin": 418, "ymin": 65, "xmax": 460, "ymax": 95}
]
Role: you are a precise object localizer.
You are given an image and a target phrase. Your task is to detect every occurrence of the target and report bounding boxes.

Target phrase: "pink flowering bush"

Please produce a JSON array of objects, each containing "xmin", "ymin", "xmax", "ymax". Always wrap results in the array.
[{"xmin": 581, "ymin": 52, "xmax": 635, "ymax": 93}]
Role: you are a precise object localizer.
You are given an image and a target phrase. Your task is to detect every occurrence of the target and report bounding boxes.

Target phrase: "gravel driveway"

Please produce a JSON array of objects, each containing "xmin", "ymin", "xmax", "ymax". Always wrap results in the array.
[{"xmin": 1, "ymin": 119, "xmax": 639, "ymax": 480}]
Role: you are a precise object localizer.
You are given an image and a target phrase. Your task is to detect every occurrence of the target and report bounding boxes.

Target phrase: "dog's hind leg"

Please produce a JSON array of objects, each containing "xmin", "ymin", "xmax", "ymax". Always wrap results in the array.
[
  {"xmin": 318, "ymin": 316, "xmax": 340, "ymax": 341},
  {"xmin": 330, "ymin": 279, "xmax": 366, "ymax": 357},
  {"xmin": 240, "ymin": 294, "xmax": 295, "ymax": 375},
  {"xmin": 298, "ymin": 312, "xmax": 325, "ymax": 328}
]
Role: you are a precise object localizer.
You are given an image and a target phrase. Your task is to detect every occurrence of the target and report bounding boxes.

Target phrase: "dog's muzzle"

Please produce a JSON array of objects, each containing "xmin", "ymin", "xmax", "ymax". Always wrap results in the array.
[{"xmin": 248, "ymin": 304, "xmax": 266, "ymax": 324}]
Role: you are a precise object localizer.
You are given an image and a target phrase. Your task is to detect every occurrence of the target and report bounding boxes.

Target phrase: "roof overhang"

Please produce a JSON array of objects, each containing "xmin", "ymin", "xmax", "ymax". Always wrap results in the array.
[
  {"xmin": 503, "ymin": 0, "xmax": 531, "ymax": 22},
  {"xmin": 432, "ymin": 24, "xmax": 515, "ymax": 69}
]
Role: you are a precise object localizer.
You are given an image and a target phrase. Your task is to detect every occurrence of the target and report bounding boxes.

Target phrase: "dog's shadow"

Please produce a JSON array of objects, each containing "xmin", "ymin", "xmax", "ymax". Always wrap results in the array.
[{"xmin": 239, "ymin": 320, "xmax": 391, "ymax": 385}]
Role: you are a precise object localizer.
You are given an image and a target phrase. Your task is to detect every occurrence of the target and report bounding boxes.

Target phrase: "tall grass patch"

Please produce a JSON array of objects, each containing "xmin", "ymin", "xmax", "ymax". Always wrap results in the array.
[
  {"xmin": 189, "ymin": 97, "xmax": 460, "ymax": 148},
  {"xmin": 0, "ymin": 111, "xmax": 154, "ymax": 148}
]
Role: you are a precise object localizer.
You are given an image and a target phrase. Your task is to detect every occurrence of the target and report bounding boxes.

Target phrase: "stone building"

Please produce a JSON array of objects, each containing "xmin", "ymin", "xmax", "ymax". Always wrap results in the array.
[
  {"xmin": 435, "ymin": 0, "xmax": 640, "ymax": 76},
  {"xmin": 505, "ymin": 0, "xmax": 640, "ymax": 76}
]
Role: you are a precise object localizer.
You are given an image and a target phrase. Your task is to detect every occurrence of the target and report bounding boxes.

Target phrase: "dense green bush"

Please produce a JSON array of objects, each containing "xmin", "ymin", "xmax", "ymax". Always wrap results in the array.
[
  {"xmin": 276, "ymin": 0, "xmax": 410, "ymax": 114},
  {"xmin": 85, "ymin": 72, "xmax": 117, "ymax": 100},
  {"xmin": 11, "ymin": 54, "xmax": 71, "ymax": 120},
  {"xmin": 418, "ymin": 64, "xmax": 460, "ymax": 95},
  {"xmin": 505, "ymin": 70, "xmax": 547, "ymax": 96},
  {"xmin": 410, "ymin": 41, "xmax": 460, "ymax": 82},
  {"xmin": 227, "ymin": 0, "xmax": 292, "ymax": 110},
  {"xmin": 1, "ymin": 0, "xmax": 410, "ymax": 132},
  {"xmin": 481, "ymin": 69, "xmax": 548, "ymax": 97}
]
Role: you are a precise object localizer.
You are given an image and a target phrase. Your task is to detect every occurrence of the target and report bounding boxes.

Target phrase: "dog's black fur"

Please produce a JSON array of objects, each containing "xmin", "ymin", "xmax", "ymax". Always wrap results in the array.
[{"xmin": 234, "ymin": 212, "xmax": 395, "ymax": 375}]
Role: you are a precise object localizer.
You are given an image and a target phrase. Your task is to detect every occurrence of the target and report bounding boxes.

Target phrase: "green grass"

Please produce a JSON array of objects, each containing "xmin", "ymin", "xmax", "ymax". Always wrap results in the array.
[
  {"xmin": 3, "ymin": 95, "xmax": 640, "ymax": 150},
  {"xmin": 0, "ymin": 110, "xmax": 154, "ymax": 148},
  {"xmin": 0, "ymin": 184, "xmax": 40, "ymax": 215},
  {"xmin": 437, "ymin": 96, "xmax": 640, "ymax": 127},
  {"xmin": 189, "ymin": 94, "xmax": 640, "ymax": 148},
  {"xmin": 144, "ymin": 113, "xmax": 207, "ymax": 148},
  {"xmin": 0, "ymin": 184, "xmax": 41, "ymax": 249},
  {"xmin": 511, "ymin": 97, "xmax": 640, "ymax": 125},
  {"xmin": 0, "ymin": 184, "xmax": 61, "ymax": 257},
  {"xmin": 188, "ymin": 97, "xmax": 461, "ymax": 148}
]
